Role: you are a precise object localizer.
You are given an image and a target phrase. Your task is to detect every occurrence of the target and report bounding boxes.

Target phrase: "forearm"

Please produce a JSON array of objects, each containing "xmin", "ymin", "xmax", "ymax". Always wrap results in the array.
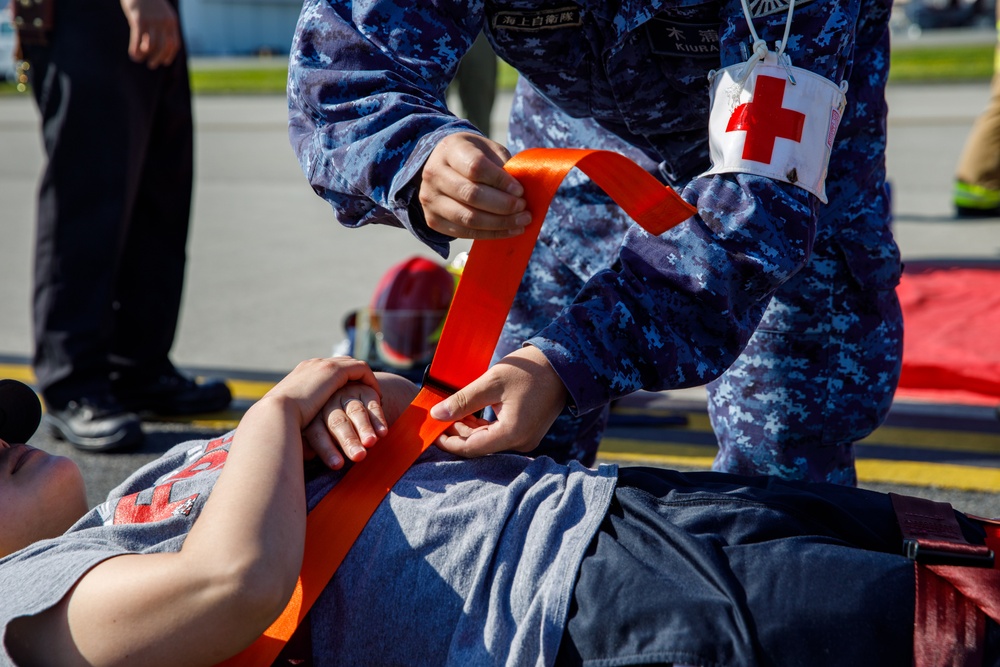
[
  {"xmin": 60, "ymin": 399, "xmax": 309, "ymax": 666},
  {"xmin": 182, "ymin": 395, "xmax": 307, "ymax": 616}
]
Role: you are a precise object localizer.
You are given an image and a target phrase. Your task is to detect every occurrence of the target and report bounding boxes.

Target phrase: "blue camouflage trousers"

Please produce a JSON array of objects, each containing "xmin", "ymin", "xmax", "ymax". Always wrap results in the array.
[
  {"xmin": 499, "ymin": 81, "xmax": 903, "ymax": 484},
  {"xmin": 706, "ymin": 243, "xmax": 903, "ymax": 486}
]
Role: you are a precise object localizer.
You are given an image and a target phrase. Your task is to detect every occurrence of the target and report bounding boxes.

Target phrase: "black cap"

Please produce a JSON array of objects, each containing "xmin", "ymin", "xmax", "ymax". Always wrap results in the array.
[{"xmin": 0, "ymin": 380, "xmax": 42, "ymax": 445}]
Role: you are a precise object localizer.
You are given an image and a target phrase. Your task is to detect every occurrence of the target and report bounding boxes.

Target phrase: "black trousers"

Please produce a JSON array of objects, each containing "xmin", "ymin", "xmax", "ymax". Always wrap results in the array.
[{"xmin": 22, "ymin": 0, "xmax": 193, "ymax": 407}]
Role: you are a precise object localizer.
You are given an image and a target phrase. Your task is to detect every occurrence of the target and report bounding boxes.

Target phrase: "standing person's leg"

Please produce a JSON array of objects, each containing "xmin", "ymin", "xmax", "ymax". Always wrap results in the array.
[
  {"xmin": 24, "ymin": 0, "xmax": 146, "ymax": 449},
  {"xmin": 706, "ymin": 243, "xmax": 903, "ymax": 485},
  {"xmin": 106, "ymin": 18, "xmax": 231, "ymax": 415},
  {"xmin": 109, "ymin": 27, "xmax": 192, "ymax": 376},
  {"xmin": 954, "ymin": 32, "xmax": 1000, "ymax": 217}
]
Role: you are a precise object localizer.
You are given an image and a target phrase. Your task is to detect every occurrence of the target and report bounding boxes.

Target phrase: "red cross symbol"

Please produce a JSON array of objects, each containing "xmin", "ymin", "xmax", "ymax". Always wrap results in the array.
[{"xmin": 726, "ymin": 75, "xmax": 805, "ymax": 164}]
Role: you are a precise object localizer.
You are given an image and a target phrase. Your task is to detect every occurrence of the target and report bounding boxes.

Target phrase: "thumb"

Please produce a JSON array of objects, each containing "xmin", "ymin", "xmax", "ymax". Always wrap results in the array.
[
  {"xmin": 429, "ymin": 378, "xmax": 493, "ymax": 422},
  {"xmin": 127, "ymin": 19, "xmax": 144, "ymax": 60}
]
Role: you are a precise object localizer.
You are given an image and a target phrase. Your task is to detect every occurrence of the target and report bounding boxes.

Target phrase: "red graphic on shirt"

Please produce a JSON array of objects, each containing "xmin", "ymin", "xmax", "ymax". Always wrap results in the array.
[
  {"xmin": 113, "ymin": 435, "xmax": 233, "ymax": 525},
  {"xmin": 725, "ymin": 75, "xmax": 805, "ymax": 164},
  {"xmin": 114, "ymin": 484, "xmax": 199, "ymax": 524},
  {"xmin": 164, "ymin": 448, "xmax": 228, "ymax": 482}
]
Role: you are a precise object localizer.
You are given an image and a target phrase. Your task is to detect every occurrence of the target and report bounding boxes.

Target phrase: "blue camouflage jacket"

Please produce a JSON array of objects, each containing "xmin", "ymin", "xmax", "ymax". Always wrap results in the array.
[{"xmin": 288, "ymin": 0, "xmax": 899, "ymax": 415}]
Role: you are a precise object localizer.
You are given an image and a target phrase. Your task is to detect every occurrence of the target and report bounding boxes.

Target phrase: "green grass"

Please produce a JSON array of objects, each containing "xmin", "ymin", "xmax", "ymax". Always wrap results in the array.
[
  {"xmin": 186, "ymin": 42, "xmax": 1000, "ymax": 91},
  {"xmin": 888, "ymin": 43, "xmax": 995, "ymax": 82},
  {"xmin": 189, "ymin": 66, "xmax": 290, "ymax": 94},
  {"xmin": 0, "ymin": 42, "xmax": 994, "ymax": 97}
]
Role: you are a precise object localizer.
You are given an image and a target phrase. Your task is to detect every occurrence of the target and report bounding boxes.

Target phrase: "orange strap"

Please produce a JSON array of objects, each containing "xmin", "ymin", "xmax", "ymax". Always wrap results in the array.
[{"xmin": 217, "ymin": 148, "xmax": 695, "ymax": 667}]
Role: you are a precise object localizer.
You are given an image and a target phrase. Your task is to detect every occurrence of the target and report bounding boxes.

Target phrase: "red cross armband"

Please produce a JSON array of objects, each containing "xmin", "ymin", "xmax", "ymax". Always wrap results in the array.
[{"xmin": 702, "ymin": 52, "xmax": 848, "ymax": 203}]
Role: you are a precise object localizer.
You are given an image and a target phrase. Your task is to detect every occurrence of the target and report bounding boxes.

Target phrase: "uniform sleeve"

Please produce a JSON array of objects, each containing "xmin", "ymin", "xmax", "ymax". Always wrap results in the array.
[
  {"xmin": 287, "ymin": 0, "xmax": 485, "ymax": 256},
  {"xmin": 530, "ymin": 0, "xmax": 883, "ymax": 414}
]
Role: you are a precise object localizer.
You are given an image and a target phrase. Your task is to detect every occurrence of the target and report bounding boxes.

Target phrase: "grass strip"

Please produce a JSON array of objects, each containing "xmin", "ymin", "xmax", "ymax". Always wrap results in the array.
[
  {"xmin": 189, "ymin": 66, "xmax": 290, "ymax": 94},
  {"xmin": 189, "ymin": 43, "xmax": 1000, "ymax": 91},
  {"xmin": 1, "ymin": 42, "xmax": 994, "ymax": 97},
  {"xmin": 889, "ymin": 43, "xmax": 995, "ymax": 82}
]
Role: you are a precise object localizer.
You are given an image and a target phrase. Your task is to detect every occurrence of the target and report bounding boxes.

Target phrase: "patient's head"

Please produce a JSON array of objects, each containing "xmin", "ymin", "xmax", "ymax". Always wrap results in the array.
[
  {"xmin": 0, "ymin": 381, "xmax": 88, "ymax": 558},
  {"xmin": 0, "ymin": 439, "xmax": 88, "ymax": 558}
]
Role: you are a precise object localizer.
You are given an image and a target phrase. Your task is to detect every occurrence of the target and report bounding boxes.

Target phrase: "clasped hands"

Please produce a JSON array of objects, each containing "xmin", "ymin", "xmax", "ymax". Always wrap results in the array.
[{"xmin": 295, "ymin": 346, "xmax": 569, "ymax": 470}]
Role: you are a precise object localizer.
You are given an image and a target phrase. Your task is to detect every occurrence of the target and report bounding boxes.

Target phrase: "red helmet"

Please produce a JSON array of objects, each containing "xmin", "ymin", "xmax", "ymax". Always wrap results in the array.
[{"xmin": 369, "ymin": 256, "xmax": 455, "ymax": 367}]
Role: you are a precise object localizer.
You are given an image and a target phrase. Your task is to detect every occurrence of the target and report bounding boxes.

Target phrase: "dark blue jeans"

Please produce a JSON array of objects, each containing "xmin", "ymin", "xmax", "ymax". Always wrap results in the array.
[{"xmin": 557, "ymin": 467, "xmax": 998, "ymax": 666}]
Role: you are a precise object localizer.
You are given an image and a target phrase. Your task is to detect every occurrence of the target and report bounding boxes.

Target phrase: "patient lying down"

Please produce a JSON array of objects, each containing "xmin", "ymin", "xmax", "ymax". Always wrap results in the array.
[{"xmin": 0, "ymin": 357, "xmax": 996, "ymax": 666}]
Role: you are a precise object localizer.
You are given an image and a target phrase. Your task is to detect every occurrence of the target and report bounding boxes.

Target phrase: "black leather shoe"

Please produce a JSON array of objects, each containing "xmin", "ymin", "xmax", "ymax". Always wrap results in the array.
[
  {"xmin": 45, "ymin": 396, "xmax": 144, "ymax": 452},
  {"xmin": 113, "ymin": 371, "xmax": 232, "ymax": 416},
  {"xmin": 955, "ymin": 204, "xmax": 1000, "ymax": 219}
]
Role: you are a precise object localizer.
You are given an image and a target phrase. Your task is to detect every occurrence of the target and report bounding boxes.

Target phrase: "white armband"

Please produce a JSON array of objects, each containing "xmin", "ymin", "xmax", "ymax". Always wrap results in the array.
[{"xmin": 702, "ymin": 52, "xmax": 847, "ymax": 203}]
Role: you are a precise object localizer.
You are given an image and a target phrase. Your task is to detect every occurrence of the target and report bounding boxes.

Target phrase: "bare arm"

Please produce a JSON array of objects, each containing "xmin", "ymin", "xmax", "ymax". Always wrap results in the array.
[{"xmin": 7, "ymin": 358, "xmax": 380, "ymax": 667}]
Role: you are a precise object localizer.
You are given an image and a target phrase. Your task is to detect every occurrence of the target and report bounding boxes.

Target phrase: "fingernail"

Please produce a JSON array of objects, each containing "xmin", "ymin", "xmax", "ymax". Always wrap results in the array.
[
  {"xmin": 430, "ymin": 403, "xmax": 452, "ymax": 420},
  {"xmin": 514, "ymin": 212, "xmax": 531, "ymax": 227},
  {"xmin": 506, "ymin": 182, "xmax": 524, "ymax": 197}
]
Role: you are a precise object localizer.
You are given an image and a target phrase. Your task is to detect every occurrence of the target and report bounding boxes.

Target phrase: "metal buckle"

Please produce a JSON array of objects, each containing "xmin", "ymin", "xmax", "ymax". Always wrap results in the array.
[
  {"xmin": 903, "ymin": 539, "xmax": 996, "ymax": 568},
  {"xmin": 420, "ymin": 365, "xmax": 459, "ymax": 396},
  {"xmin": 420, "ymin": 366, "xmax": 484, "ymax": 420}
]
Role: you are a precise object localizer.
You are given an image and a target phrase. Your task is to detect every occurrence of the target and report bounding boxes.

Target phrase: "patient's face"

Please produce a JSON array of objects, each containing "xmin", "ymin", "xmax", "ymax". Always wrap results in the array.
[{"xmin": 0, "ymin": 438, "xmax": 88, "ymax": 558}]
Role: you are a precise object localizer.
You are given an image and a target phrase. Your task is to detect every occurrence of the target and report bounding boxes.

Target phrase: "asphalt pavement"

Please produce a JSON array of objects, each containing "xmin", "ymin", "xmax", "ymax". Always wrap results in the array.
[{"xmin": 1, "ymin": 66, "xmax": 999, "ymax": 513}]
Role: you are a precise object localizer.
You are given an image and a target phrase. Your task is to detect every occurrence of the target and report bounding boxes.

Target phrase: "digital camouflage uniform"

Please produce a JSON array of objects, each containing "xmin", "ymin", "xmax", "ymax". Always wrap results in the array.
[{"xmin": 288, "ymin": 0, "xmax": 902, "ymax": 485}]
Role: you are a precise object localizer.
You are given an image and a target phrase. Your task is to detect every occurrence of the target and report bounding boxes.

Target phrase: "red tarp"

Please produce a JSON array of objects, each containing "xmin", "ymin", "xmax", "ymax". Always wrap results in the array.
[{"xmin": 896, "ymin": 262, "xmax": 1000, "ymax": 406}]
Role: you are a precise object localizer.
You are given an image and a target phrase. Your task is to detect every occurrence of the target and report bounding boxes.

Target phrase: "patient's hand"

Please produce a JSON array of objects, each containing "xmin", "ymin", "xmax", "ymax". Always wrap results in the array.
[{"xmin": 301, "ymin": 371, "xmax": 418, "ymax": 469}]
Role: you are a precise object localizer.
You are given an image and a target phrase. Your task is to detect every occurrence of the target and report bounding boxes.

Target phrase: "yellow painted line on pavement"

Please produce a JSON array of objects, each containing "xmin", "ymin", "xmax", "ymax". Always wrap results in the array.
[
  {"xmin": 146, "ymin": 379, "xmax": 274, "ymax": 430},
  {"xmin": 5, "ymin": 361, "xmax": 999, "ymax": 491},
  {"xmin": 613, "ymin": 405, "xmax": 1000, "ymax": 455},
  {"xmin": 0, "ymin": 364, "xmax": 269, "ymax": 432},
  {"xmin": 599, "ymin": 437, "xmax": 1000, "ymax": 492},
  {"xmin": 228, "ymin": 378, "xmax": 274, "ymax": 402},
  {"xmin": 0, "ymin": 364, "xmax": 274, "ymax": 403},
  {"xmin": 599, "ymin": 450, "xmax": 1000, "ymax": 492},
  {"xmin": 169, "ymin": 416, "xmax": 242, "ymax": 430},
  {"xmin": 601, "ymin": 437, "xmax": 716, "ymax": 460},
  {"xmin": 856, "ymin": 458, "xmax": 1000, "ymax": 492},
  {"xmin": 0, "ymin": 364, "xmax": 35, "ymax": 384},
  {"xmin": 598, "ymin": 451, "xmax": 717, "ymax": 470},
  {"xmin": 859, "ymin": 425, "xmax": 1000, "ymax": 454}
]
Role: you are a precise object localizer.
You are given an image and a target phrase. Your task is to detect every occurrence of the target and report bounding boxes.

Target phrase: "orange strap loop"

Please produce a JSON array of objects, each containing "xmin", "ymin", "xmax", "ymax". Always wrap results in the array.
[{"xmin": 217, "ymin": 148, "xmax": 695, "ymax": 667}]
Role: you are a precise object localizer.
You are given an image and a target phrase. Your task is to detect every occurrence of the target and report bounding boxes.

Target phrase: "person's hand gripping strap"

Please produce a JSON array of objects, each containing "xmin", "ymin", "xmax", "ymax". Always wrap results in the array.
[{"xmin": 216, "ymin": 148, "xmax": 696, "ymax": 667}]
